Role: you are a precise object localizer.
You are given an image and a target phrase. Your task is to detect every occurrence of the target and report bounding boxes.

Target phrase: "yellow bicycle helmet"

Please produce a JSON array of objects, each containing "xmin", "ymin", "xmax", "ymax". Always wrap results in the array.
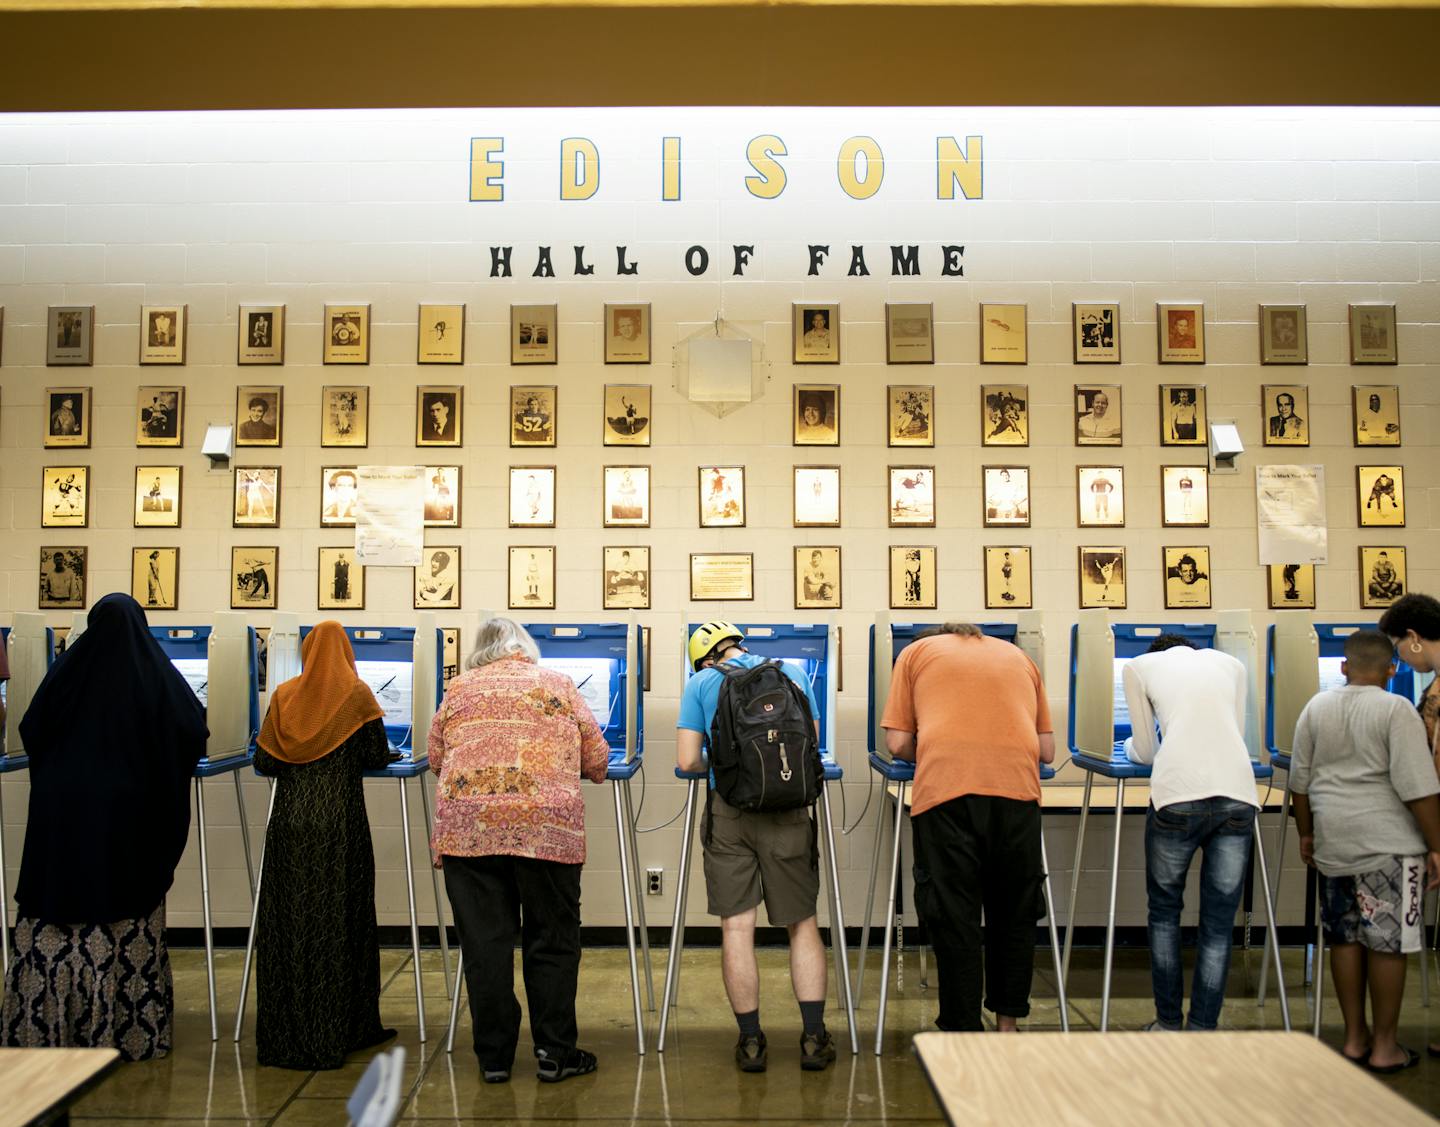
[{"xmin": 688, "ymin": 620, "xmax": 745, "ymax": 671}]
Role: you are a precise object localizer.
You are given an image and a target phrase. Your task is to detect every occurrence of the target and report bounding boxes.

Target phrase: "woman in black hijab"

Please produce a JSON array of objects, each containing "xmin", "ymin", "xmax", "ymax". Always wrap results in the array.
[{"xmin": 1, "ymin": 593, "xmax": 206, "ymax": 1060}]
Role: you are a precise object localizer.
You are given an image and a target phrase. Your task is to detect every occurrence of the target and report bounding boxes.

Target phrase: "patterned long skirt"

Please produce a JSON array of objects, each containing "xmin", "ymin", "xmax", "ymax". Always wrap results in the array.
[{"xmin": 1, "ymin": 902, "xmax": 173, "ymax": 1061}]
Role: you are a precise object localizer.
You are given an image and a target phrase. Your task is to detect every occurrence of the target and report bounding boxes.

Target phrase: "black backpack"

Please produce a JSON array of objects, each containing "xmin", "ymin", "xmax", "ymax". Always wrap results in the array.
[{"xmin": 707, "ymin": 659, "xmax": 824, "ymax": 824}]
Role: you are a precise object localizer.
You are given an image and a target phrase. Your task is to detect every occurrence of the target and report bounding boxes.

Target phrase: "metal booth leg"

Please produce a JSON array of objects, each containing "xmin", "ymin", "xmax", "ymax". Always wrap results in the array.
[
  {"xmin": 820, "ymin": 782, "xmax": 858, "ymax": 1053},
  {"xmin": 1312, "ymin": 915, "xmax": 1326, "ymax": 1038},
  {"xmin": 873, "ymin": 780, "xmax": 908, "ymax": 1056},
  {"xmin": 612, "ymin": 780, "xmax": 646, "ymax": 1055},
  {"xmin": 1251, "ymin": 820, "xmax": 1291, "ymax": 1032},
  {"xmin": 234, "ymin": 779, "xmax": 277, "ymax": 1042},
  {"xmin": 196, "ymin": 777, "xmax": 219, "ymax": 1042},
  {"xmin": 1099, "ymin": 779, "xmax": 1125, "ymax": 1033},
  {"xmin": 855, "ymin": 779, "xmax": 891, "ymax": 1007},
  {"xmin": 418, "ymin": 780, "xmax": 453, "ymax": 999},
  {"xmin": 233, "ymin": 770, "xmax": 256, "ymax": 899},
  {"xmin": 1039, "ymin": 829, "xmax": 1070, "ymax": 1032},
  {"xmin": 1061, "ymin": 772, "xmax": 1095, "ymax": 988},
  {"xmin": 656, "ymin": 778, "xmax": 699, "ymax": 1052},
  {"xmin": 398, "ymin": 777, "xmax": 427, "ymax": 1043},
  {"xmin": 446, "ymin": 948, "xmax": 465, "ymax": 1054},
  {"xmin": 1258, "ymin": 782, "xmax": 1292, "ymax": 1006},
  {"xmin": 621, "ymin": 778, "xmax": 655, "ymax": 1010}
]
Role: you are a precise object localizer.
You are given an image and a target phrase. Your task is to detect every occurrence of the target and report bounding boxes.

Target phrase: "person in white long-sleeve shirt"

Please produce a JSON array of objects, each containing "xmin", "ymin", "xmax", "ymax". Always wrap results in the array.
[{"xmin": 1121, "ymin": 635, "xmax": 1258, "ymax": 1031}]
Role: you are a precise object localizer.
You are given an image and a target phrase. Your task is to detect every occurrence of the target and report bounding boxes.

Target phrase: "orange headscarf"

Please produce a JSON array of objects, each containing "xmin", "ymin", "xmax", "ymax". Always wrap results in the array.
[{"xmin": 257, "ymin": 620, "xmax": 385, "ymax": 765}]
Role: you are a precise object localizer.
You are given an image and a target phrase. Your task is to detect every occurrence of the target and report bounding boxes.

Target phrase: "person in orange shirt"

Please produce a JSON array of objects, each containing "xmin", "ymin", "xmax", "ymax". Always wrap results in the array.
[{"xmin": 881, "ymin": 623, "xmax": 1055, "ymax": 1032}]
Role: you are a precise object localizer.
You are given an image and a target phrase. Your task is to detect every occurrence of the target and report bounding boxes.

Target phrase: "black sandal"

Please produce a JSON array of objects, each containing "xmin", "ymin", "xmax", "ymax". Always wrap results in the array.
[{"xmin": 1368, "ymin": 1046, "xmax": 1420, "ymax": 1074}]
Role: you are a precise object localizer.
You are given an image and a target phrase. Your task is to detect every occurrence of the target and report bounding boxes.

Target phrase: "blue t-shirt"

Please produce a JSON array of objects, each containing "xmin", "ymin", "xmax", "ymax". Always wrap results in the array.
[{"xmin": 676, "ymin": 652, "xmax": 821, "ymax": 747}]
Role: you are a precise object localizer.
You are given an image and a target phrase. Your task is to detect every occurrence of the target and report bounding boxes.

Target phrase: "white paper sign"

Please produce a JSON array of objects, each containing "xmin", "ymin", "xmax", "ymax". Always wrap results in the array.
[
  {"xmin": 1256, "ymin": 465, "xmax": 1327, "ymax": 565},
  {"xmin": 355, "ymin": 466, "xmax": 425, "ymax": 566}
]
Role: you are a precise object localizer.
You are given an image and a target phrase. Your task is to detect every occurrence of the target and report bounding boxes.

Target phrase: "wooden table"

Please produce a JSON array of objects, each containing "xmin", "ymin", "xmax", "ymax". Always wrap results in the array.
[
  {"xmin": 913, "ymin": 1031, "xmax": 1433, "ymax": 1126},
  {"xmin": 0, "ymin": 1048, "xmax": 121, "ymax": 1127}
]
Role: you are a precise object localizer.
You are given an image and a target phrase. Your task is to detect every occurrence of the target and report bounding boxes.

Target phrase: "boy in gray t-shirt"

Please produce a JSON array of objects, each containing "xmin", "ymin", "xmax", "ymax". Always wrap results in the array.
[{"xmin": 1291, "ymin": 630, "xmax": 1440, "ymax": 1074}]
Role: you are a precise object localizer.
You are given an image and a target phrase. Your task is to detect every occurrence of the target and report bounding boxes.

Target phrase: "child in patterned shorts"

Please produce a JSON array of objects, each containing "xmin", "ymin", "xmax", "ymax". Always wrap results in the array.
[{"xmin": 1291, "ymin": 630, "xmax": 1440, "ymax": 1073}]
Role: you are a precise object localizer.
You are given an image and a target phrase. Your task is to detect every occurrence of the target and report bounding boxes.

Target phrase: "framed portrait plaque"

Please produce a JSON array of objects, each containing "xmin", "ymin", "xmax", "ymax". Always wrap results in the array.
[
  {"xmin": 794, "ymin": 546, "xmax": 841, "ymax": 610},
  {"xmin": 39, "ymin": 547, "xmax": 87, "ymax": 610},
  {"xmin": 318, "ymin": 547, "xmax": 365, "ymax": 611},
  {"xmin": 41, "ymin": 466, "xmax": 88, "ymax": 528},
  {"xmin": 1353, "ymin": 385, "xmax": 1401, "ymax": 447},
  {"xmin": 1161, "ymin": 465, "xmax": 1210, "ymax": 527},
  {"xmin": 1157, "ymin": 302, "xmax": 1205, "ymax": 364},
  {"xmin": 321, "ymin": 385, "xmax": 368, "ymax": 447},
  {"xmin": 1073, "ymin": 302, "xmax": 1121, "ymax": 364},
  {"xmin": 984, "ymin": 546, "xmax": 1032, "ymax": 609},
  {"xmin": 1360, "ymin": 546, "xmax": 1406, "ymax": 609},
  {"xmin": 1163, "ymin": 546, "xmax": 1212, "ymax": 610},
  {"xmin": 981, "ymin": 385, "xmax": 1028, "ymax": 446},
  {"xmin": 793, "ymin": 303, "xmax": 840, "ymax": 364},
  {"xmin": 139, "ymin": 304, "xmax": 187, "ymax": 365},
  {"xmin": 793, "ymin": 466, "xmax": 841, "ymax": 527},
  {"xmin": 416, "ymin": 386, "xmax": 463, "ymax": 447},
  {"xmin": 320, "ymin": 467, "xmax": 359, "ymax": 528},
  {"xmin": 323, "ymin": 304, "xmax": 370, "ymax": 364},
  {"xmin": 238, "ymin": 304, "xmax": 285, "ymax": 365},
  {"xmin": 1074, "ymin": 385, "xmax": 1122, "ymax": 446},
  {"xmin": 1261, "ymin": 385, "xmax": 1309, "ymax": 446},
  {"xmin": 424, "ymin": 466, "xmax": 461, "ymax": 527},
  {"xmin": 230, "ymin": 546, "xmax": 278, "ymax": 610},
  {"xmin": 1076, "ymin": 466, "xmax": 1125, "ymax": 528},
  {"xmin": 603, "ymin": 546, "xmax": 650, "ymax": 610},
  {"xmin": 417, "ymin": 546, "xmax": 462, "ymax": 609},
  {"xmin": 1350, "ymin": 303, "xmax": 1398, "ymax": 364},
  {"xmin": 1267, "ymin": 563, "xmax": 1316, "ymax": 610},
  {"xmin": 418, "ymin": 303, "xmax": 465, "ymax": 364},
  {"xmin": 690, "ymin": 552, "xmax": 754, "ymax": 601},
  {"xmin": 234, "ymin": 466, "xmax": 281, "ymax": 528},
  {"xmin": 889, "ymin": 466, "xmax": 935, "ymax": 527},
  {"xmin": 699, "ymin": 465, "xmax": 746, "ymax": 527},
  {"xmin": 47, "ymin": 306, "xmax": 94, "ymax": 366},
  {"xmin": 604, "ymin": 384, "xmax": 651, "ymax": 446},
  {"xmin": 44, "ymin": 387, "xmax": 91, "ymax": 448},
  {"xmin": 510, "ymin": 466, "xmax": 557, "ymax": 528},
  {"xmin": 888, "ymin": 385, "xmax": 934, "ymax": 447},
  {"xmin": 793, "ymin": 384, "xmax": 839, "ymax": 446},
  {"xmin": 136, "ymin": 387, "xmax": 184, "ymax": 447},
  {"xmin": 236, "ymin": 386, "xmax": 282, "ymax": 447},
  {"xmin": 134, "ymin": 466, "xmax": 182, "ymax": 528},
  {"xmin": 885, "ymin": 303, "xmax": 934, "ymax": 364},
  {"xmin": 133, "ymin": 547, "xmax": 179, "ymax": 612},
  {"xmin": 980, "ymin": 303, "xmax": 1027, "ymax": 364},
  {"xmin": 1159, "ymin": 384, "xmax": 1207, "ymax": 447},
  {"xmin": 603, "ymin": 465, "xmax": 650, "ymax": 527},
  {"xmin": 889, "ymin": 546, "xmax": 937, "ymax": 611},
  {"xmin": 1260, "ymin": 304, "xmax": 1307, "ymax": 365},
  {"xmin": 1357, "ymin": 465, "xmax": 1405, "ymax": 527},
  {"xmin": 604, "ymin": 303, "xmax": 651, "ymax": 364},
  {"xmin": 511, "ymin": 304, "xmax": 557, "ymax": 365},
  {"xmin": 508, "ymin": 546, "xmax": 554, "ymax": 610},
  {"xmin": 511, "ymin": 385, "xmax": 557, "ymax": 447},
  {"xmin": 1078, "ymin": 546, "xmax": 1126, "ymax": 609},
  {"xmin": 982, "ymin": 465, "xmax": 1030, "ymax": 528}
]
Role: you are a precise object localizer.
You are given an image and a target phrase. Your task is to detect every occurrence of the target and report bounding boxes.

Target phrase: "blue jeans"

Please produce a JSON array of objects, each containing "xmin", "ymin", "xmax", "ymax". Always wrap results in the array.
[{"xmin": 1144, "ymin": 798, "xmax": 1256, "ymax": 1030}]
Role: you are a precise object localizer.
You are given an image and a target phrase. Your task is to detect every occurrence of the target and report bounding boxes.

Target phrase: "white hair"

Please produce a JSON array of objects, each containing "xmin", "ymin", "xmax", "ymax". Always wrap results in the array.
[{"xmin": 467, "ymin": 616, "xmax": 540, "ymax": 669}]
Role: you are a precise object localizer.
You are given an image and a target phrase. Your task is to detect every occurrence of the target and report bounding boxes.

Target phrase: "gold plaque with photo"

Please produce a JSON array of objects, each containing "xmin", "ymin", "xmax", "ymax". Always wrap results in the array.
[
  {"xmin": 508, "ymin": 546, "xmax": 554, "ymax": 610},
  {"xmin": 982, "ymin": 466, "xmax": 1030, "ymax": 528},
  {"xmin": 604, "ymin": 303, "xmax": 651, "ymax": 364},
  {"xmin": 1074, "ymin": 384, "xmax": 1122, "ymax": 446},
  {"xmin": 793, "ymin": 303, "xmax": 840, "ymax": 364},
  {"xmin": 1358, "ymin": 465, "xmax": 1405, "ymax": 527},
  {"xmin": 885, "ymin": 303, "xmax": 934, "ymax": 364},
  {"xmin": 320, "ymin": 467, "xmax": 359, "ymax": 528},
  {"xmin": 981, "ymin": 385, "xmax": 1028, "ymax": 446},
  {"xmin": 1260, "ymin": 304, "xmax": 1307, "ymax": 365},
  {"xmin": 889, "ymin": 466, "xmax": 935, "ymax": 527},
  {"xmin": 139, "ymin": 304, "xmax": 187, "ymax": 366},
  {"xmin": 1261, "ymin": 385, "xmax": 1309, "ymax": 446},
  {"xmin": 510, "ymin": 466, "xmax": 556, "ymax": 528},
  {"xmin": 1163, "ymin": 546, "xmax": 1212, "ymax": 610},
  {"xmin": 133, "ymin": 547, "xmax": 179, "ymax": 611},
  {"xmin": 416, "ymin": 385, "xmax": 463, "ymax": 447},
  {"xmin": 795, "ymin": 546, "xmax": 841, "ymax": 610},
  {"xmin": 1077, "ymin": 466, "xmax": 1125, "ymax": 528},
  {"xmin": 690, "ymin": 552, "xmax": 754, "ymax": 602},
  {"xmin": 41, "ymin": 466, "xmax": 88, "ymax": 528},
  {"xmin": 1267, "ymin": 563, "xmax": 1316, "ymax": 610},
  {"xmin": 1073, "ymin": 302, "xmax": 1121, "ymax": 364},
  {"xmin": 604, "ymin": 384, "xmax": 651, "ymax": 446},
  {"xmin": 323, "ymin": 303, "xmax": 370, "ymax": 364},
  {"xmin": 1161, "ymin": 465, "xmax": 1210, "ymax": 527},
  {"xmin": 39, "ymin": 547, "xmax": 87, "ymax": 609},
  {"xmin": 1157, "ymin": 302, "xmax": 1205, "ymax": 364},
  {"xmin": 1349, "ymin": 303, "xmax": 1397, "ymax": 364},
  {"xmin": 1159, "ymin": 384, "xmax": 1207, "ymax": 446},
  {"xmin": 45, "ymin": 387, "xmax": 91, "ymax": 448},
  {"xmin": 984, "ymin": 546, "xmax": 1032, "ymax": 609},
  {"xmin": 511, "ymin": 385, "xmax": 556, "ymax": 447},
  {"xmin": 1353, "ymin": 385, "xmax": 1401, "ymax": 447},
  {"xmin": 234, "ymin": 466, "xmax": 281, "ymax": 528},
  {"xmin": 511, "ymin": 304, "xmax": 557, "ymax": 365},
  {"xmin": 603, "ymin": 546, "xmax": 650, "ymax": 611},
  {"xmin": 238, "ymin": 304, "xmax": 284, "ymax": 365},
  {"xmin": 699, "ymin": 465, "xmax": 746, "ymax": 527},
  {"xmin": 888, "ymin": 385, "xmax": 934, "ymax": 447},
  {"xmin": 318, "ymin": 546, "xmax": 364, "ymax": 611},
  {"xmin": 134, "ymin": 466, "xmax": 182, "ymax": 528},
  {"xmin": 890, "ymin": 546, "xmax": 937, "ymax": 610},
  {"xmin": 231, "ymin": 546, "xmax": 278, "ymax": 610},
  {"xmin": 793, "ymin": 466, "xmax": 841, "ymax": 527},
  {"xmin": 137, "ymin": 386, "xmax": 184, "ymax": 447},
  {"xmin": 1360, "ymin": 546, "xmax": 1406, "ymax": 609},
  {"xmin": 980, "ymin": 302, "xmax": 1027, "ymax": 364},
  {"xmin": 793, "ymin": 384, "xmax": 839, "ymax": 446},
  {"xmin": 424, "ymin": 466, "xmax": 461, "ymax": 528},
  {"xmin": 603, "ymin": 465, "xmax": 650, "ymax": 527},
  {"xmin": 416, "ymin": 546, "xmax": 462, "ymax": 609},
  {"xmin": 1079, "ymin": 547, "xmax": 1126, "ymax": 609},
  {"xmin": 236, "ymin": 386, "xmax": 282, "ymax": 447},
  {"xmin": 321, "ymin": 386, "xmax": 368, "ymax": 447},
  {"xmin": 47, "ymin": 306, "xmax": 93, "ymax": 367},
  {"xmin": 418, "ymin": 303, "xmax": 464, "ymax": 364}
]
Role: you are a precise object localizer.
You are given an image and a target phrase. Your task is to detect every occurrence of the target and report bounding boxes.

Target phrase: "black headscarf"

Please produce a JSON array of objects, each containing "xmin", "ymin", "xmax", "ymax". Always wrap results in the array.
[{"xmin": 16, "ymin": 593, "xmax": 207, "ymax": 923}]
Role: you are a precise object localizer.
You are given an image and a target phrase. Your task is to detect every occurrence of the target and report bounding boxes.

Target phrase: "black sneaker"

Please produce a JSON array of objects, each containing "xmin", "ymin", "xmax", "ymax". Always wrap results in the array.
[
  {"xmin": 735, "ymin": 1031, "xmax": 768, "ymax": 1073},
  {"xmin": 536, "ymin": 1047, "xmax": 597, "ymax": 1084},
  {"xmin": 800, "ymin": 1028, "xmax": 836, "ymax": 1071}
]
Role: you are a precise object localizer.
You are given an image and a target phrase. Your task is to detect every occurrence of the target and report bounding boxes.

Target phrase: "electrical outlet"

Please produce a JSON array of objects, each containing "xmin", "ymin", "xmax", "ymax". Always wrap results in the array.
[{"xmin": 646, "ymin": 868, "xmax": 663, "ymax": 896}]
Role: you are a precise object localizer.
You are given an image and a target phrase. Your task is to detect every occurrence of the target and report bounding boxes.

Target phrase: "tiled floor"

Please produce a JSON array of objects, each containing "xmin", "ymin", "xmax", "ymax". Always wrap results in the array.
[{"xmin": 66, "ymin": 942, "xmax": 1440, "ymax": 1124}]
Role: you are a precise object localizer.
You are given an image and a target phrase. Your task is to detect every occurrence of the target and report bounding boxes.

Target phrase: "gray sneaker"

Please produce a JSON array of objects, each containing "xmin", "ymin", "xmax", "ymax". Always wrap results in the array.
[{"xmin": 1141, "ymin": 1020, "xmax": 1182, "ymax": 1032}]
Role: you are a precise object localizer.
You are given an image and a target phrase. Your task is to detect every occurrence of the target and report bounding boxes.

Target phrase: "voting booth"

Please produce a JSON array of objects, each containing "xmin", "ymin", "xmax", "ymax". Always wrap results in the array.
[
  {"xmin": 1258, "ymin": 617, "xmax": 1429, "ymax": 1012},
  {"xmin": 148, "ymin": 613, "xmax": 262, "ymax": 1039},
  {"xmin": 856, "ymin": 612, "xmax": 1067, "ymax": 1048},
  {"xmin": 445, "ymin": 619, "xmax": 653, "ymax": 1056},
  {"xmin": 656, "ymin": 621, "xmax": 858, "ymax": 1055},
  {"xmin": 1061, "ymin": 610, "xmax": 1289, "ymax": 1031},
  {"xmin": 236, "ymin": 616, "xmax": 450, "ymax": 1045}
]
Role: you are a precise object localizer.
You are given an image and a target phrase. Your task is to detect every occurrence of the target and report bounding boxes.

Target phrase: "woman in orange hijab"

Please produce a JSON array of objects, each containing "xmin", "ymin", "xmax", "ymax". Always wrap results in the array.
[{"xmin": 253, "ymin": 621, "xmax": 394, "ymax": 1070}]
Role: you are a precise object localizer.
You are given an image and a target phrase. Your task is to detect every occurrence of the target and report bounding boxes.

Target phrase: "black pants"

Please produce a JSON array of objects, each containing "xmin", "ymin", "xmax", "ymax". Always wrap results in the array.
[
  {"xmin": 442, "ymin": 854, "xmax": 583, "ymax": 1069},
  {"xmin": 911, "ymin": 794, "xmax": 1043, "ymax": 1031}
]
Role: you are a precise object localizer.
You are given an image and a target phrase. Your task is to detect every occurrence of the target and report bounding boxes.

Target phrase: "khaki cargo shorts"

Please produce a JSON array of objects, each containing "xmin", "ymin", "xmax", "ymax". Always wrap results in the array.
[{"xmin": 701, "ymin": 792, "xmax": 819, "ymax": 926}]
